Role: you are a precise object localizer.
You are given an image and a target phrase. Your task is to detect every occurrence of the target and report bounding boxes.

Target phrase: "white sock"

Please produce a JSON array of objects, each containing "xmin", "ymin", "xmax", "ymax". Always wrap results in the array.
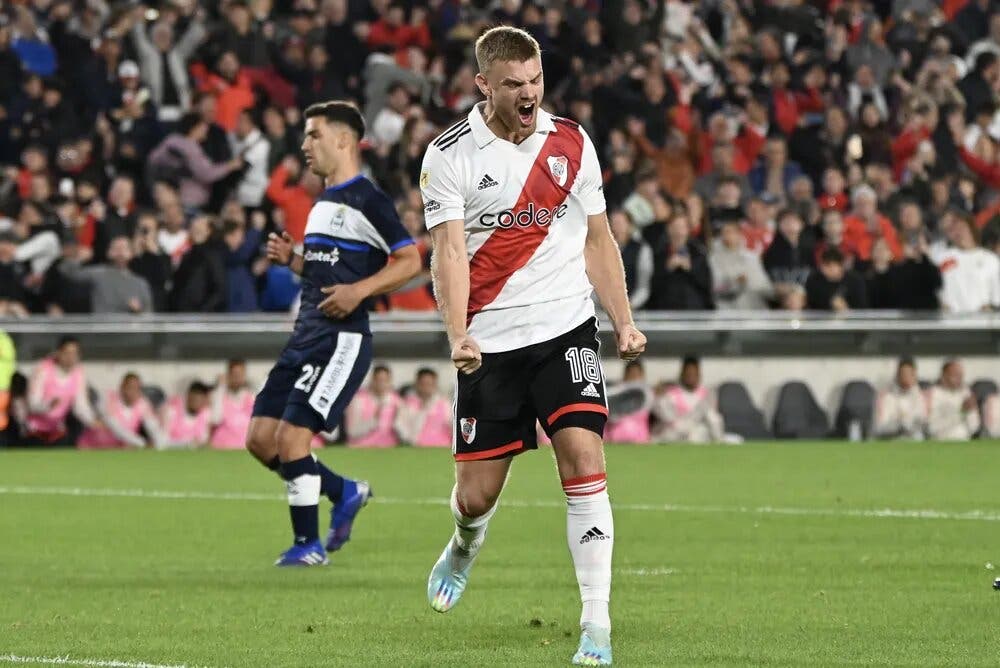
[
  {"xmin": 564, "ymin": 473, "xmax": 613, "ymax": 630},
  {"xmin": 449, "ymin": 485, "xmax": 497, "ymax": 570}
]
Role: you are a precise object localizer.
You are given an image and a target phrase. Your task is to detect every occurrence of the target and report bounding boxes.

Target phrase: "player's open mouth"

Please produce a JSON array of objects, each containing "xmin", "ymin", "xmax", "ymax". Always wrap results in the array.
[{"xmin": 517, "ymin": 102, "xmax": 535, "ymax": 125}]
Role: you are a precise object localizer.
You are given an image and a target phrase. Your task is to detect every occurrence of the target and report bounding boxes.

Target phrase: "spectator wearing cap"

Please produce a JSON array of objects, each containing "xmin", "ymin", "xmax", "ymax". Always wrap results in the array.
[
  {"xmin": 58, "ymin": 235, "xmax": 153, "ymax": 314},
  {"xmin": 709, "ymin": 219, "xmax": 772, "ymax": 310},
  {"xmin": 926, "ymin": 359, "xmax": 981, "ymax": 441},
  {"xmin": 805, "ymin": 247, "xmax": 868, "ymax": 312},
  {"xmin": 609, "ymin": 209, "xmax": 652, "ymax": 310},
  {"xmin": 148, "ymin": 112, "xmax": 246, "ymax": 211},
  {"xmin": 842, "ymin": 185, "xmax": 903, "ymax": 263},
  {"xmin": 646, "ymin": 212, "xmax": 714, "ymax": 310},
  {"xmin": 763, "ymin": 208, "xmax": 814, "ymax": 305},
  {"xmin": 128, "ymin": 4, "xmax": 206, "ymax": 123},
  {"xmin": 930, "ymin": 213, "xmax": 1000, "ymax": 312},
  {"xmin": 875, "ymin": 357, "xmax": 928, "ymax": 440}
]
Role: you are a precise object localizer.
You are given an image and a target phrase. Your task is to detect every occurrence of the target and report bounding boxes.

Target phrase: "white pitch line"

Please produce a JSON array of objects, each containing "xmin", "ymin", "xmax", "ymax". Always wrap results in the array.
[
  {"xmin": 1, "ymin": 485, "xmax": 999, "ymax": 523},
  {"xmin": 0, "ymin": 654, "xmax": 212, "ymax": 668}
]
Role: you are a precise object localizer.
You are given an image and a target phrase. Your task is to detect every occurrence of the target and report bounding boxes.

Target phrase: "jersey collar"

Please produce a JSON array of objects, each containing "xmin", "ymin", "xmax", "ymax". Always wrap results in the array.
[{"xmin": 468, "ymin": 102, "xmax": 558, "ymax": 149}]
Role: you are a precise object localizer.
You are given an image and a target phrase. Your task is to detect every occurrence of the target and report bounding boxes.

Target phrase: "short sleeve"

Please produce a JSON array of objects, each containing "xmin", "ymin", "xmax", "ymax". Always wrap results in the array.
[
  {"xmin": 575, "ymin": 128, "xmax": 607, "ymax": 216},
  {"xmin": 363, "ymin": 190, "xmax": 414, "ymax": 253},
  {"xmin": 419, "ymin": 145, "xmax": 466, "ymax": 229}
]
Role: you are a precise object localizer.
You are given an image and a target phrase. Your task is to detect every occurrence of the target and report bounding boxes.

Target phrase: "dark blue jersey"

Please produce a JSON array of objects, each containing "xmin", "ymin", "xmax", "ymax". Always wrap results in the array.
[{"xmin": 290, "ymin": 174, "xmax": 413, "ymax": 346}]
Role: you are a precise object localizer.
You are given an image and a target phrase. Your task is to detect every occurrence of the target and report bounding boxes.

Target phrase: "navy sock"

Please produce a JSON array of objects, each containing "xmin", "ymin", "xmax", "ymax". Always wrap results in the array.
[
  {"xmin": 316, "ymin": 458, "xmax": 345, "ymax": 502},
  {"xmin": 265, "ymin": 455, "xmax": 281, "ymax": 472},
  {"xmin": 280, "ymin": 456, "xmax": 320, "ymax": 545}
]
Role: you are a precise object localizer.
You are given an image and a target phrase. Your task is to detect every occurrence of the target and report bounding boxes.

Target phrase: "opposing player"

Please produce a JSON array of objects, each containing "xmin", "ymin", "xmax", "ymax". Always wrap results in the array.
[
  {"xmin": 419, "ymin": 27, "xmax": 646, "ymax": 666},
  {"xmin": 246, "ymin": 101, "xmax": 421, "ymax": 566}
]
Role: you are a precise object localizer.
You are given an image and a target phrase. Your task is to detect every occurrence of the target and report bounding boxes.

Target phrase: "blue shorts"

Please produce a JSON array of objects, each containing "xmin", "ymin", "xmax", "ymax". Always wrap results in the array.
[{"xmin": 252, "ymin": 331, "xmax": 373, "ymax": 434}]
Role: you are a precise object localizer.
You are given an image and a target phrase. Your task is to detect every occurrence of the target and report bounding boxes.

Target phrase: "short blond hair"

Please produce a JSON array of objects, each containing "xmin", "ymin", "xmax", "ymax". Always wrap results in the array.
[{"xmin": 475, "ymin": 26, "xmax": 541, "ymax": 74}]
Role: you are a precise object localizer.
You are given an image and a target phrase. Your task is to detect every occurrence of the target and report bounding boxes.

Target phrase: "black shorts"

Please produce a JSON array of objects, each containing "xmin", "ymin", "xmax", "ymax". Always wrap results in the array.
[
  {"xmin": 252, "ymin": 330, "xmax": 373, "ymax": 434},
  {"xmin": 454, "ymin": 318, "xmax": 608, "ymax": 461}
]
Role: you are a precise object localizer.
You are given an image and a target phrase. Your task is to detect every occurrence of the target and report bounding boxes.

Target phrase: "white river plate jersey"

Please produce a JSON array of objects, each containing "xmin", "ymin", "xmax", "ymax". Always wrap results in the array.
[{"xmin": 419, "ymin": 103, "xmax": 607, "ymax": 353}]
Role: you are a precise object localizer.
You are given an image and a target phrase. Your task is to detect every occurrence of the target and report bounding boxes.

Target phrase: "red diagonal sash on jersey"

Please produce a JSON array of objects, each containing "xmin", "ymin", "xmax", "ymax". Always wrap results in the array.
[{"xmin": 466, "ymin": 126, "xmax": 584, "ymax": 324}]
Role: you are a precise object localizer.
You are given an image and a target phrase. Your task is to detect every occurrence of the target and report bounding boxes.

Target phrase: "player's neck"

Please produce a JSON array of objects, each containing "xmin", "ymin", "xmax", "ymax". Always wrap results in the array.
[
  {"xmin": 481, "ymin": 100, "xmax": 533, "ymax": 145},
  {"xmin": 324, "ymin": 161, "xmax": 362, "ymax": 189}
]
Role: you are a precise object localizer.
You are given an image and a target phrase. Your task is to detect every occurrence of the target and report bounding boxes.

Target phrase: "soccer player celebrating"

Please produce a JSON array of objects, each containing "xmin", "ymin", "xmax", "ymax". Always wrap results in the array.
[
  {"xmin": 246, "ymin": 101, "xmax": 421, "ymax": 566},
  {"xmin": 419, "ymin": 27, "xmax": 645, "ymax": 666}
]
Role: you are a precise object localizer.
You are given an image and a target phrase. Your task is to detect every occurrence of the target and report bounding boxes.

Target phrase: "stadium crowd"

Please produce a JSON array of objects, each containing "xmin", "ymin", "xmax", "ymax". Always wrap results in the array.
[
  {"xmin": 1, "ymin": 336, "xmax": 997, "ymax": 447},
  {"xmin": 1, "ymin": 0, "xmax": 1000, "ymax": 316}
]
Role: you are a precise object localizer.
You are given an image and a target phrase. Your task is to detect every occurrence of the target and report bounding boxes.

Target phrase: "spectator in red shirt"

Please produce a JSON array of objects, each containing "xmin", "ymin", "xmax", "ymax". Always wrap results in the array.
[
  {"xmin": 265, "ymin": 155, "xmax": 319, "ymax": 243},
  {"xmin": 367, "ymin": 3, "xmax": 431, "ymax": 54},
  {"xmin": 843, "ymin": 184, "xmax": 903, "ymax": 262},
  {"xmin": 740, "ymin": 194, "xmax": 777, "ymax": 256},
  {"xmin": 819, "ymin": 167, "xmax": 849, "ymax": 212}
]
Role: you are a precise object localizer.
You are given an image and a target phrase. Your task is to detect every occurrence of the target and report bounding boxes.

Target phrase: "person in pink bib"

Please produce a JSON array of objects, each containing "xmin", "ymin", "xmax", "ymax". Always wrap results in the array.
[
  {"xmin": 395, "ymin": 368, "xmax": 452, "ymax": 447},
  {"xmin": 345, "ymin": 364, "xmax": 401, "ymax": 447},
  {"xmin": 26, "ymin": 337, "xmax": 97, "ymax": 445},
  {"xmin": 604, "ymin": 361, "xmax": 652, "ymax": 444},
  {"xmin": 159, "ymin": 381, "xmax": 212, "ymax": 448},
  {"xmin": 210, "ymin": 359, "xmax": 255, "ymax": 449},
  {"xmin": 652, "ymin": 356, "xmax": 725, "ymax": 443},
  {"xmin": 78, "ymin": 372, "xmax": 163, "ymax": 449}
]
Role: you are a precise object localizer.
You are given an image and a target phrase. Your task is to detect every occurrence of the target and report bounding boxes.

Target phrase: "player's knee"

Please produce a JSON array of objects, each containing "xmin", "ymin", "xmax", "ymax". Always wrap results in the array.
[
  {"xmin": 244, "ymin": 422, "xmax": 273, "ymax": 461},
  {"xmin": 457, "ymin": 486, "xmax": 500, "ymax": 518},
  {"xmin": 274, "ymin": 421, "xmax": 311, "ymax": 460}
]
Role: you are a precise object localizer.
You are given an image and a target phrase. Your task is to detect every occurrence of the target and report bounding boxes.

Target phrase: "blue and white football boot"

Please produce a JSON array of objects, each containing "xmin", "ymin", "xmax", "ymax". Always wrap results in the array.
[
  {"xmin": 274, "ymin": 539, "xmax": 329, "ymax": 567},
  {"xmin": 571, "ymin": 623, "xmax": 613, "ymax": 666},
  {"xmin": 326, "ymin": 479, "xmax": 373, "ymax": 552}
]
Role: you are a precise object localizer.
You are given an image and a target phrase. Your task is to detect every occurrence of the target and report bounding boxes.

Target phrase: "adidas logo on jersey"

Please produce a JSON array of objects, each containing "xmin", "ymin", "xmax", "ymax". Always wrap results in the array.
[
  {"xmin": 581, "ymin": 383, "xmax": 600, "ymax": 398},
  {"xmin": 477, "ymin": 174, "xmax": 499, "ymax": 190},
  {"xmin": 580, "ymin": 526, "xmax": 609, "ymax": 544}
]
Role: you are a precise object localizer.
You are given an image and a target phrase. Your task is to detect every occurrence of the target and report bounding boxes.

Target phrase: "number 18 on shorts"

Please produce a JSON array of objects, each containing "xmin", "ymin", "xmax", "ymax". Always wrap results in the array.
[{"xmin": 453, "ymin": 319, "xmax": 609, "ymax": 461}]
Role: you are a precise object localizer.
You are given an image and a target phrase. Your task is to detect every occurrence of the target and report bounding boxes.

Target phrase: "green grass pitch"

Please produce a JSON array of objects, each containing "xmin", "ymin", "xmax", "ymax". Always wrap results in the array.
[{"xmin": 2, "ymin": 442, "xmax": 1000, "ymax": 667}]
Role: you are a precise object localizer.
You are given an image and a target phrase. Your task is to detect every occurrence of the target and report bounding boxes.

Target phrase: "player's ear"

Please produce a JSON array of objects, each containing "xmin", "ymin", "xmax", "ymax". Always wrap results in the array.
[{"xmin": 475, "ymin": 72, "xmax": 491, "ymax": 98}]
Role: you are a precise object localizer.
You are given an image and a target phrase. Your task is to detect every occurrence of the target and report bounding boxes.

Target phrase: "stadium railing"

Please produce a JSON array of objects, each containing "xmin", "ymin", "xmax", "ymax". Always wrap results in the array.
[{"xmin": 3, "ymin": 311, "xmax": 999, "ymax": 361}]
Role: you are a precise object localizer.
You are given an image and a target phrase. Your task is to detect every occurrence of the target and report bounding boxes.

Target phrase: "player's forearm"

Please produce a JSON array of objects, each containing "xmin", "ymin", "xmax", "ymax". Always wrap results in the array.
[
  {"xmin": 288, "ymin": 253, "xmax": 304, "ymax": 275},
  {"xmin": 585, "ymin": 226, "xmax": 634, "ymax": 331},
  {"xmin": 430, "ymin": 233, "xmax": 471, "ymax": 345},
  {"xmin": 353, "ymin": 245, "xmax": 421, "ymax": 298}
]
